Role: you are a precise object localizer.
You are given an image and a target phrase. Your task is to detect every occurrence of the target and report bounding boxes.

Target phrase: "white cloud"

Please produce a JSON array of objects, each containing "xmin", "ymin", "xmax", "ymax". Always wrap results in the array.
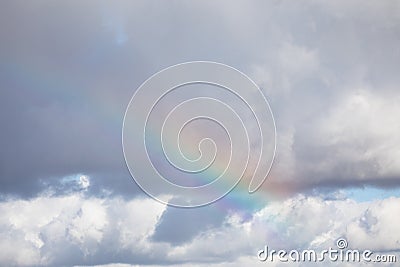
[
  {"xmin": 318, "ymin": 89, "xmax": 400, "ymax": 178},
  {"xmin": 253, "ymin": 55, "xmax": 400, "ymax": 188},
  {"xmin": 2, "ymin": 191, "xmax": 399, "ymax": 266},
  {"xmin": 79, "ymin": 175, "xmax": 90, "ymax": 190},
  {"xmin": 164, "ymin": 194, "xmax": 400, "ymax": 266},
  {"xmin": 0, "ymin": 193, "xmax": 167, "ymax": 266}
]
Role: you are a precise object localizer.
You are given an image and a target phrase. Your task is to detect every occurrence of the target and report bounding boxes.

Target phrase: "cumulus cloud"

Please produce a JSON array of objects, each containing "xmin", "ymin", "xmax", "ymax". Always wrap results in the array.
[
  {"xmin": 249, "ymin": 0, "xmax": 400, "ymax": 190},
  {"xmin": 0, "ymin": 190, "xmax": 399, "ymax": 266},
  {"xmin": 263, "ymin": 87, "xmax": 400, "ymax": 189},
  {"xmin": 0, "ymin": 193, "xmax": 167, "ymax": 266}
]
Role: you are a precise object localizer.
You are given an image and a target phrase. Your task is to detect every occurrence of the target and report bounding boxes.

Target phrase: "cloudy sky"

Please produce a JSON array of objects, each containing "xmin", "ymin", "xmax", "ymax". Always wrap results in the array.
[{"xmin": 1, "ymin": 0, "xmax": 400, "ymax": 266}]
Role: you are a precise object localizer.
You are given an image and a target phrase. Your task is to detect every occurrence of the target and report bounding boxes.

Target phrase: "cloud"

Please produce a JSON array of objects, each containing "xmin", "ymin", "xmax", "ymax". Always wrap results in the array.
[
  {"xmin": 249, "ymin": 0, "xmax": 400, "ymax": 190},
  {"xmin": 1, "ymin": 0, "xmax": 400, "ymax": 198},
  {"xmin": 1, "ymin": 1, "xmax": 399, "ymax": 267},
  {"xmin": 0, "ymin": 189, "xmax": 399, "ymax": 266},
  {"xmin": 0, "ymin": 192, "xmax": 167, "ymax": 266},
  {"xmin": 151, "ymin": 202, "xmax": 227, "ymax": 245},
  {"xmin": 259, "ymin": 80, "xmax": 400, "ymax": 190}
]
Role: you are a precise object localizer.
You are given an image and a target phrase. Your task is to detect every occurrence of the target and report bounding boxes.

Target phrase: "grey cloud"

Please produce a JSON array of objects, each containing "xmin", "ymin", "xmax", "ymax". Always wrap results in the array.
[
  {"xmin": 0, "ymin": 0, "xmax": 266, "ymax": 197},
  {"xmin": 1, "ymin": 0, "xmax": 400, "ymax": 198},
  {"xmin": 151, "ymin": 202, "xmax": 228, "ymax": 245}
]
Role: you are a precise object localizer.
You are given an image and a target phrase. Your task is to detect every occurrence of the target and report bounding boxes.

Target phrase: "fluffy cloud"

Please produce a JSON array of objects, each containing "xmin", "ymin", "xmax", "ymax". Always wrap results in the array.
[
  {"xmin": 0, "ymin": 193, "xmax": 166, "ymax": 266},
  {"xmin": 1, "ymin": 190, "xmax": 399, "ymax": 266},
  {"xmin": 249, "ymin": 1, "xmax": 400, "ymax": 189},
  {"xmin": 263, "ymin": 87, "xmax": 400, "ymax": 189}
]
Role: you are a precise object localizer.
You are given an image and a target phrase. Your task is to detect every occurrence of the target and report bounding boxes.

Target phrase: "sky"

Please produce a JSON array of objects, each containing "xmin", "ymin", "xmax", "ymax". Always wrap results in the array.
[{"xmin": 0, "ymin": 0, "xmax": 400, "ymax": 266}]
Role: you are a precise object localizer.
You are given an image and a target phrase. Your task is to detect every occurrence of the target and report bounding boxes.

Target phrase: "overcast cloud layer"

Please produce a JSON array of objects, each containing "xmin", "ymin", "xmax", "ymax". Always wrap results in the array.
[
  {"xmin": 1, "ymin": 0, "xmax": 400, "ymax": 266},
  {"xmin": 1, "ymin": 0, "xmax": 399, "ymax": 197}
]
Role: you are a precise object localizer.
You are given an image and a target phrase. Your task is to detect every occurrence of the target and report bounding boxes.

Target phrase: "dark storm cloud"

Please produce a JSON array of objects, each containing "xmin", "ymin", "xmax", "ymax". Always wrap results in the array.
[
  {"xmin": 0, "ymin": 0, "xmax": 267, "ymax": 197},
  {"xmin": 1, "ymin": 0, "xmax": 400, "ymax": 199}
]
